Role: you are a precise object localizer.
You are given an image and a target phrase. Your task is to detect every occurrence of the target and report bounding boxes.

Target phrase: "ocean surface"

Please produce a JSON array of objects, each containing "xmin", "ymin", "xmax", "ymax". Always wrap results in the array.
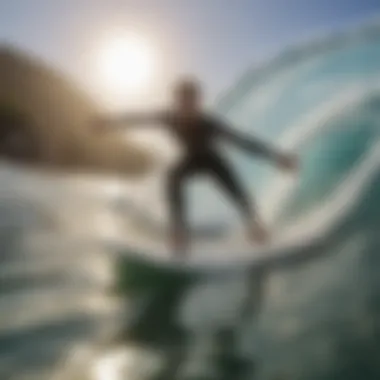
[{"xmin": 1, "ymin": 19, "xmax": 380, "ymax": 380}]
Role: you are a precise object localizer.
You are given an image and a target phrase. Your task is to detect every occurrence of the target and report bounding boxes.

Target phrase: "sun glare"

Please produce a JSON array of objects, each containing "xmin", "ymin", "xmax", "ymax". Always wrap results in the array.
[{"xmin": 98, "ymin": 33, "xmax": 156, "ymax": 99}]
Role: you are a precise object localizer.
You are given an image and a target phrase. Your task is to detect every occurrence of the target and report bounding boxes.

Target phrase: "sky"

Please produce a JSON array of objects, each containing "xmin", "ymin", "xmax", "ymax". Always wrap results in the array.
[{"xmin": 1, "ymin": 0, "xmax": 380, "ymax": 109}]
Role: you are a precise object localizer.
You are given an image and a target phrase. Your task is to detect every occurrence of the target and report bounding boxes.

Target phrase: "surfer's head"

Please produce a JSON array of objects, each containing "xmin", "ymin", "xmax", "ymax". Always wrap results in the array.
[{"xmin": 173, "ymin": 77, "xmax": 202, "ymax": 115}]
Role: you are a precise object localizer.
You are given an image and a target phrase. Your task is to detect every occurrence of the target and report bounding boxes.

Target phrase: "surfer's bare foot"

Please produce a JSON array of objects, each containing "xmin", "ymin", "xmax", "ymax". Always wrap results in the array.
[
  {"xmin": 170, "ymin": 231, "xmax": 189, "ymax": 256},
  {"xmin": 247, "ymin": 219, "xmax": 270, "ymax": 245}
]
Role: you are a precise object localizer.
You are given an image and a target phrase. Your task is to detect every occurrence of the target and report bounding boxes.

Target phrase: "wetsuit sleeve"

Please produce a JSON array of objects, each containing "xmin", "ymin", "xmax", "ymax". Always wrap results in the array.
[
  {"xmin": 100, "ymin": 110, "xmax": 170, "ymax": 130},
  {"xmin": 213, "ymin": 118, "xmax": 279, "ymax": 162}
]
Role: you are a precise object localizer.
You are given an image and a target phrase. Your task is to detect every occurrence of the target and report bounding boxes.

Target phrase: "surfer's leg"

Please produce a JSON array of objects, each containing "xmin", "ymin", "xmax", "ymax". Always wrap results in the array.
[
  {"xmin": 166, "ymin": 159, "xmax": 196, "ymax": 254},
  {"xmin": 207, "ymin": 154, "xmax": 269, "ymax": 244}
]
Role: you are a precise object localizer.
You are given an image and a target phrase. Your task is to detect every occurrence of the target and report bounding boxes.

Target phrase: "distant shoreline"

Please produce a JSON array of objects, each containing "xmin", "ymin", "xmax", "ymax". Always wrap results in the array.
[{"xmin": 0, "ymin": 46, "xmax": 154, "ymax": 177}]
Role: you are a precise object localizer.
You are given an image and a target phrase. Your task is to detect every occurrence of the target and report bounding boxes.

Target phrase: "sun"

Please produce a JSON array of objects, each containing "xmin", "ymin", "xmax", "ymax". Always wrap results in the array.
[{"xmin": 98, "ymin": 33, "xmax": 156, "ymax": 99}]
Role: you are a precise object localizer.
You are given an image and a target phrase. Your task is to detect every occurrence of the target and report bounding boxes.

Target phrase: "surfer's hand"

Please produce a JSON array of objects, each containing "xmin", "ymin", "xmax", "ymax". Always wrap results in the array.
[
  {"xmin": 276, "ymin": 152, "xmax": 299, "ymax": 173},
  {"xmin": 92, "ymin": 116, "xmax": 111, "ymax": 134}
]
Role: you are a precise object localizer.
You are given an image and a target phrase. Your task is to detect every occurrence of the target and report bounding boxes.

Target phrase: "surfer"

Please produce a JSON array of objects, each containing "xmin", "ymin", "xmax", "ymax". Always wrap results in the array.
[{"xmin": 94, "ymin": 78, "xmax": 298, "ymax": 253}]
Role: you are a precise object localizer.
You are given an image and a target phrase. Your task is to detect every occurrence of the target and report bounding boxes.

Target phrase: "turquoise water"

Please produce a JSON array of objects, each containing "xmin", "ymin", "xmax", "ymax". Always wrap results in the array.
[{"xmin": 1, "ymin": 19, "xmax": 380, "ymax": 380}]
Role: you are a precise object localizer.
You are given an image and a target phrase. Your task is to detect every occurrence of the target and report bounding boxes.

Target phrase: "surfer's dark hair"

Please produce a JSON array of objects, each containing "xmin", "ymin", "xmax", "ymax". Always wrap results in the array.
[{"xmin": 174, "ymin": 77, "xmax": 202, "ymax": 97}]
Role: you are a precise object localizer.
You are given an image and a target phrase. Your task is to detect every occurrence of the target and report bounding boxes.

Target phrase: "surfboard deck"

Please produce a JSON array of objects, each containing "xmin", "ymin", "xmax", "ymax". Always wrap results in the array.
[{"xmin": 105, "ymin": 226, "xmax": 308, "ymax": 275}]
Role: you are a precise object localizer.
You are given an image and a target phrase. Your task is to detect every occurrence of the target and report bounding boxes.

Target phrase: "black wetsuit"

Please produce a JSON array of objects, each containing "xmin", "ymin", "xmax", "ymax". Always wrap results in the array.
[{"xmin": 116, "ymin": 111, "xmax": 278, "ymax": 238}]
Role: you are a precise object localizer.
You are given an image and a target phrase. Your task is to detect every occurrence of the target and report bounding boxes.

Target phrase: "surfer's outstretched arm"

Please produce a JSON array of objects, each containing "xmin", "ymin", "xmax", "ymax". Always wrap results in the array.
[
  {"xmin": 215, "ymin": 120, "xmax": 298, "ymax": 171},
  {"xmin": 93, "ymin": 111, "xmax": 169, "ymax": 133},
  {"xmin": 216, "ymin": 122, "xmax": 277, "ymax": 160}
]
